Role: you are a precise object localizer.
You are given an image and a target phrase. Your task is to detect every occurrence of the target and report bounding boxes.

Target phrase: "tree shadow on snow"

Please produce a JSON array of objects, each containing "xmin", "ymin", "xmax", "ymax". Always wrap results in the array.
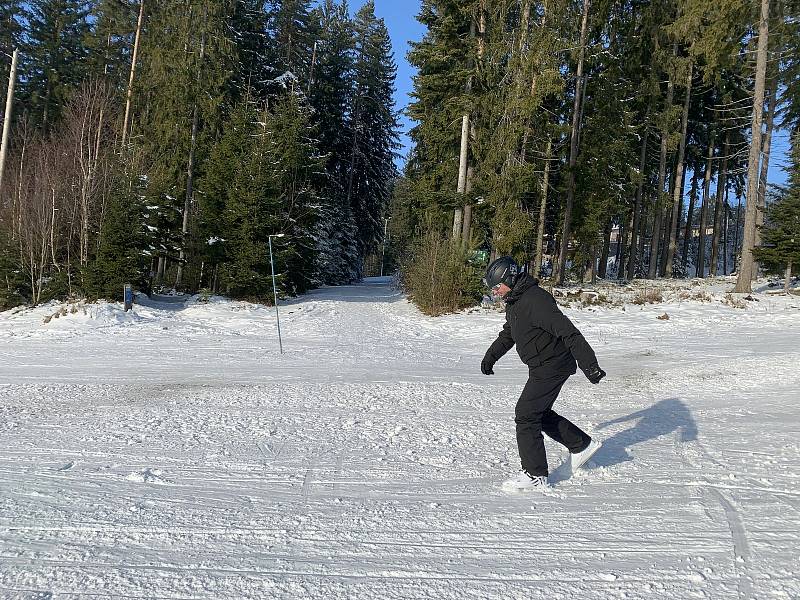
[{"xmin": 588, "ymin": 397, "xmax": 698, "ymax": 469}]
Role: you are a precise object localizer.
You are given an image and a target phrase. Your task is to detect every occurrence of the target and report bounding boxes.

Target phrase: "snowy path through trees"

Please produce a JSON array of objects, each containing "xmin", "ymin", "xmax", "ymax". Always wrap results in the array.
[{"xmin": 1, "ymin": 278, "xmax": 799, "ymax": 598}]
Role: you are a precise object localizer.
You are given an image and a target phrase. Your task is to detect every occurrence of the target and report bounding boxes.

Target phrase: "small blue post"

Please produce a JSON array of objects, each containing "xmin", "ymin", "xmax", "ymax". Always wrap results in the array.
[
  {"xmin": 124, "ymin": 283, "xmax": 133, "ymax": 311},
  {"xmin": 269, "ymin": 235, "xmax": 283, "ymax": 354}
]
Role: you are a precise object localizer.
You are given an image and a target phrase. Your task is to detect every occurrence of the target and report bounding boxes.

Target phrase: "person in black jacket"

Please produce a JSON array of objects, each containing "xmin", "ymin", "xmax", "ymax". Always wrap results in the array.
[{"xmin": 481, "ymin": 256, "xmax": 606, "ymax": 490}]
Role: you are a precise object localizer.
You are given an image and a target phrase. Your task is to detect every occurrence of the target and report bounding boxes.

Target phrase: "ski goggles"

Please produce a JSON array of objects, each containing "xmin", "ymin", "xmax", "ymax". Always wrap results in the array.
[{"xmin": 483, "ymin": 279, "xmax": 504, "ymax": 292}]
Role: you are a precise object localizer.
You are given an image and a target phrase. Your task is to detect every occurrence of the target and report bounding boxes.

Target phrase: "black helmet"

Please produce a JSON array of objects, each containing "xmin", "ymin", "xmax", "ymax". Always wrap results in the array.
[{"xmin": 483, "ymin": 256, "xmax": 519, "ymax": 289}]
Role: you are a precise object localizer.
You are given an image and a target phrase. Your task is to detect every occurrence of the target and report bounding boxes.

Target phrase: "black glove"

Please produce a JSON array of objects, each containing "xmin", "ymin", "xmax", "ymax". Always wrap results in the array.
[
  {"xmin": 585, "ymin": 364, "xmax": 606, "ymax": 384},
  {"xmin": 481, "ymin": 357, "xmax": 495, "ymax": 375}
]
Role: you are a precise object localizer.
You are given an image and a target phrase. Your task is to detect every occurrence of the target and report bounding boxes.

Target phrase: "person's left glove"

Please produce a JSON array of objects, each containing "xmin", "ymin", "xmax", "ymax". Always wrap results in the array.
[
  {"xmin": 481, "ymin": 357, "xmax": 495, "ymax": 375},
  {"xmin": 585, "ymin": 364, "xmax": 606, "ymax": 384}
]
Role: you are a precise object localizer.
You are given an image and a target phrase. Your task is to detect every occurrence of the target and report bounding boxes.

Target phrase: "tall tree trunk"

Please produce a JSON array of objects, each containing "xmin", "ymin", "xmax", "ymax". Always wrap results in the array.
[
  {"xmin": 453, "ymin": 112, "xmax": 468, "ymax": 239},
  {"xmin": 455, "ymin": 13, "xmax": 482, "ymax": 242},
  {"xmin": 723, "ymin": 196, "xmax": 729, "ymax": 275},
  {"xmin": 753, "ymin": 73, "xmax": 778, "ymax": 276},
  {"xmin": 555, "ymin": 0, "xmax": 591, "ymax": 285},
  {"xmin": 627, "ymin": 126, "xmax": 649, "ymax": 279},
  {"xmin": 0, "ymin": 48, "xmax": 18, "ymax": 197},
  {"xmin": 735, "ymin": 0, "xmax": 770, "ymax": 292},
  {"xmin": 598, "ymin": 220, "xmax": 612, "ymax": 279},
  {"xmin": 659, "ymin": 158, "xmax": 677, "ymax": 276},
  {"xmin": 682, "ymin": 169, "xmax": 699, "ymax": 269},
  {"xmin": 156, "ymin": 255, "xmax": 165, "ymax": 285},
  {"xmin": 733, "ymin": 197, "xmax": 742, "ymax": 273},
  {"xmin": 534, "ymin": 138, "xmax": 552, "ymax": 278},
  {"xmin": 648, "ymin": 52, "xmax": 676, "ymax": 279},
  {"xmin": 121, "ymin": 0, "xmax": 145, "ymax": 148},
  {"xmin": 529, "ymin": 0, "xmax": 548, "ymax": 98},
  {"xmin": 618, "ymin": 210, "xmax": 632, "ymax": 280},
  {"xmin": 176, "ymin": 22, "xmax": 206, "ymax": 289},
  {"xmin": 637, "ymin": 192, "xmax": 650, "ymax": 276},
  {"xmin": 710, "ymin": 134, "xmax": 730, "ymax": 276},
  {"xmin": 461, "ymin": 165, "xmax": 474, "ymax": 241},
  {"xmin": 785, "ymin": 261, "xmax": 793, "ymax": 294},
  {"xmin": 696, "ymin": 132, "xmax": 715, "ymax": 278},
  {"xmin": 665, "ymin": 62, "xmax": 692, "ymax": 277}
]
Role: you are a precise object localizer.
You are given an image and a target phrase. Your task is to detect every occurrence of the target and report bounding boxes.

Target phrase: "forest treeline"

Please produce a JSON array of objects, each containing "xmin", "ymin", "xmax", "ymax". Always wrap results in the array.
[
  {"xmin": 1, "ymin": 0, "xmax": 799, "ymax": 316},
  {"xmin": 0, "ymin": 0, "xmax": 399, "ymax": 308},
  {"xmin": 394, "ymin": 0, "xmax": 800, "ymax": 314}
]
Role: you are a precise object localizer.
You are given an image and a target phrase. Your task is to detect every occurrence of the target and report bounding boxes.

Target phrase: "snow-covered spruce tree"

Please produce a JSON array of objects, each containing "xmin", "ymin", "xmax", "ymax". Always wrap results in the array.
[
  {"xmin": 753, "ymin": 133, "xmax": 800, "ymax": 293},
  {"xmin": 308, "ymin": 0, "xmax": 360, "ymax": 285},
  {"xmin": 134, "ymin": 0, "xmax": 232, "ymax": 289},
  {"xmin": 23, "ymin": 0, "xmax": 91, "ymax": 131},
  {"xmin": 346, "ymin": 1, "xmax": 399, "ymax": 277}
]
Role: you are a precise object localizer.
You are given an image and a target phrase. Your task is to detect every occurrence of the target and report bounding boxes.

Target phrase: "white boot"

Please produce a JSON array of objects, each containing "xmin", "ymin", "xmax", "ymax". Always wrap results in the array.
[
  {"xmin": 570, "ymin": 439, "xmax": 601, "ymax": 473},
  {"xmin": 502, "ymin": 470, "xmax": 550, "ymax": 491}
]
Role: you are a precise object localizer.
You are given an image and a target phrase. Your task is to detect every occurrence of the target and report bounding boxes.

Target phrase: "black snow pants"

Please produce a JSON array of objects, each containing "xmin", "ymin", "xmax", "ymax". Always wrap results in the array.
[{"xmin": 515, "ymin": 370, "xmax": 591, "ymax": 477}]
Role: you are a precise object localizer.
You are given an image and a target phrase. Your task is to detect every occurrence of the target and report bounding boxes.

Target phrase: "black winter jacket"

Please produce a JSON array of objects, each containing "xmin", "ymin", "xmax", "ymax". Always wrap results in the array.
[{"xmin": 483, "ymin": 274, "xmax": 599, "ymax": 378}]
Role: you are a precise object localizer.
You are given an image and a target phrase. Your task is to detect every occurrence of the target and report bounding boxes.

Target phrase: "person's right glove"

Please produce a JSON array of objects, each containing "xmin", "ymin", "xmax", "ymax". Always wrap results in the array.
[
  {"xmin": 481, "ymin": 357, "xmax": 495, "ymax": 375},
  {"xmin": 585, "ymin": 364, "xmax": 606, "ymax": 384}
]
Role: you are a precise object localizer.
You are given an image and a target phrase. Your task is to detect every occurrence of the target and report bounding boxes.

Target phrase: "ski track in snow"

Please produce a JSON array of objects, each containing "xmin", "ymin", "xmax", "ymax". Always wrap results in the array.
[{"xmin": 1, "ymin": 277, "xmax": 799, "ymax": 599}]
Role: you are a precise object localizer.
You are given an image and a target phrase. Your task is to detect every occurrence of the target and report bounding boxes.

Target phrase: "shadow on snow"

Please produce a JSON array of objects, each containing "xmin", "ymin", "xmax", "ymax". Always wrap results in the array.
[
  {"xmin": 551, "ymin": 398, "xmax": 698, "ymax": 483},
  {"xmin": 592, "ymin": 397, "xmax": 698, "ymax": 467}
]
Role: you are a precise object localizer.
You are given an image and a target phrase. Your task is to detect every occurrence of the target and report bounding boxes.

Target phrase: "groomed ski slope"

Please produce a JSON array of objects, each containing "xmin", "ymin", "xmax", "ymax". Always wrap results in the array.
[{"xmin": 1, "ymin": 277, "xmax": 799, "ymax": 599}]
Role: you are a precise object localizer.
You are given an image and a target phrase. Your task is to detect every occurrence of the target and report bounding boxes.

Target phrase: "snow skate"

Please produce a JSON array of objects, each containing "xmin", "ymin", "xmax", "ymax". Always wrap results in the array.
[
  {"xmin": 570, "ymin": 439, "xmax": 601, "ymax": 473},
  {"xmin": 502, "ymin": 470, "xmax": 550, "ymax": 492}
]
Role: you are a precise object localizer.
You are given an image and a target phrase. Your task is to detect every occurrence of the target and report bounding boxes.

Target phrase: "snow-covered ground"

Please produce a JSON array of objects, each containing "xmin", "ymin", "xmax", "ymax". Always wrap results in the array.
[{"xmin": 1, "ymin": 277, "xmax": 798, "ymax": 599}]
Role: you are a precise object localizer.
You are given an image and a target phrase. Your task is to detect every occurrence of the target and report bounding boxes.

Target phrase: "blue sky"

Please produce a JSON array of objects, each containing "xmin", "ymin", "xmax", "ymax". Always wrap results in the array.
[{"xmin": 361, "ymin": 0, "xmax": 789, "ymax": 187}]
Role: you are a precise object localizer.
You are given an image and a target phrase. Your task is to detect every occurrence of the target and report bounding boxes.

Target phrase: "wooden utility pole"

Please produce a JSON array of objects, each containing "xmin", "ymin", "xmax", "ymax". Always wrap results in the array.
[
  {"xmin": 555, "ymin": 0, "xmax": 591, "ymax": 284},
  {"xmin": 121, "ymin": 0, "xmax": 145, "ymax": 148},
  {"xmin": 0, "ymin": 48, "xmax": 19, "ymax": 197},
  {"xmin": 735, "ymin": 0, "xmax": 770, "ymax": 292}
]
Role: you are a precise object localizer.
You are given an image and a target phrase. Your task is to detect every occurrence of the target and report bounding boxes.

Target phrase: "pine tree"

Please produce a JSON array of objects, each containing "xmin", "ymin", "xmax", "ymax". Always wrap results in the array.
[
  {"xmin": 202, "ymin": 97, "xmax": 281, "ymax": 298},
  {"xmin": 228, "ymin": 0, "xmax": 271, "ymax": 101},
  {"xmin": 0, "ymin": 1, "xmax": 24, "ymax": 94},
  {"xmin": 407, "ymin": 0, "xmax": 475, "ymax": 216},
  {"xmin": 135, "ymin": 0, "xmax": 233, "ymax": 288},
  {"xmin": 309, "ymin": 0, "xmax": 359, "ymax": 284},
  {"xmin": 85, "ymin": 0, "xmax": 140, "ymax": 88},
  {"xmin": 83, "ymin": 164, "xmax": 150, "ymax": 299},
  {"xmin": 268, "ymin": 93, "xmax": 325, "ymax": 294},
  {"xmin": 265, "ymin": 0, "xmax": 319, "ymax": 94},
  {"xmin": 24, "ymin": 0, "xmax": 92, "ymax": 130},
  {"xmin": 346, "ymin": 1, "xmax": 398, "ymax": 275},
  {"xmin": 0, "ymin": 227, "xmax": 27, "ymax": 309},
  {"xmin": 201, "ymin": 91, "xmax": 323, "ymax": 298},
  {"xmin": 753, "ymin": 132, "xmax": 800, "ymax": 292}
]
